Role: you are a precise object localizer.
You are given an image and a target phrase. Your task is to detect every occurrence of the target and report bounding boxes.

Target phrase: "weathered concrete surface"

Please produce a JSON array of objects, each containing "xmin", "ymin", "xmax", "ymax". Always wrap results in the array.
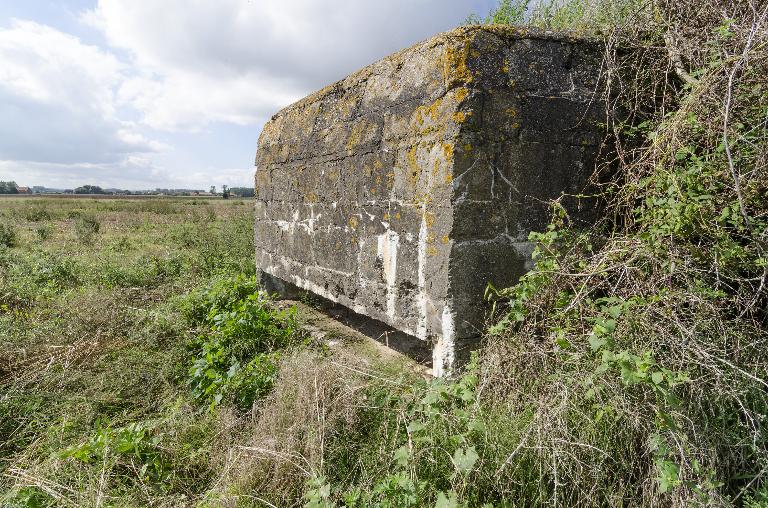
[{"xmin": 254, "ymin": 25, "xmax": 604, "ymax": 375}]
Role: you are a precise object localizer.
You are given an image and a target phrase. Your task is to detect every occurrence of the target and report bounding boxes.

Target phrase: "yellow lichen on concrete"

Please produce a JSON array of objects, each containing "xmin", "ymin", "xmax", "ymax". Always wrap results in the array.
[
  {"xmin": 256, "ymin": 171, "xmax": 269, "ymax": 184},
  {"xmin": 348, "ymin": 216, "xmax": 359, "ymax": 229},
  {"xmin": 413, "ymin": 192, "xmax": 434, "ymax": 206},
  {"xmin": 413, "ymin": 96, "xmax": 447, "ymax": 134},
  {"xmin": 454, "ymin": 87, "xmax": 470, "ymax": 102},
  {"xmin": 452, "ymin": 111, "xmax": 471, "ymax": 124},
  {"xmin": 385, "ymin": 171, "xmax": 395, "ymax": 189},
  {"xmin": 345, "ymin": 120, "xmax": 366, "ymax": 152},
  {"xmin": 326, "ymin": 166, "xmax": 340, "ymax": 182},
  {"xmin": 442, "ymin": 142, "xmax": 454, "ymax": 163},
  {"xmin": 442, "ymin": 41, "xmax": 473, "ymax": 87},
  {"xmin": 406, "ymin": 146, "xmax": 421, "ymax": 186},
  {"xmin": 426, "ymin": 97, "xmax": 443, "ymax": 122}
]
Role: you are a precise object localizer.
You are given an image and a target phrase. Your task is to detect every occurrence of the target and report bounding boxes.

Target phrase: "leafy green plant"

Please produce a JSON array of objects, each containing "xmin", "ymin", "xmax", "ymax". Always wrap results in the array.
[
  {"xmin": 35, "ymin": 225, "xmax": 52, "ymax": 241},
  {"xmin": 61, "ymin": 421, "xmax": 170, "ymax": 484},
  {"xmin": 185, "ymin": 276, "xmax": 300, "ymax": 410},
  {"xmin": 23, "ymin": 206, "xmax": 51, "ymax": 222},
  {"xmin": 189, "ymin": 345, "xmax": 280, "ymax": 410},
  {"xmin": 73, "ymin": 214, "xmax": 100, "ymax": 244},
  {"xmin": 0, "ymin": 222, "xmax": 17, "ymax": 247},
  {"xmin": 2, "ymin": 487, "xmax": 54, "ymax": 508},
  {"xmin": 316, "ymin": 355, "xmax": 490, "ymax": 506}
]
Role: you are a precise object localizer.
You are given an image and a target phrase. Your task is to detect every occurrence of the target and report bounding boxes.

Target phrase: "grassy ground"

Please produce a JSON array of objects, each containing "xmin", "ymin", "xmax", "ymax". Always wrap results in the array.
[
  {"xmin": 0, "ymin": 197, "xmax": 393, "ymax": 507},
  {"xmin": 0, "ymin": 196, "xmax": 438, "ymax": 507},
  {"xmin": 0, "ymin": 196, "xmax": 255, "ymax": 505}
]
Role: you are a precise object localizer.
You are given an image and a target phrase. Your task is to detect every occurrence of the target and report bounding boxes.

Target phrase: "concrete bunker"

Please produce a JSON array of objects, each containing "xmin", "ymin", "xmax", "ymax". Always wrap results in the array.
[{"xmin": 254, "ymin": 26, "xmax": 604, "ymax": 375}]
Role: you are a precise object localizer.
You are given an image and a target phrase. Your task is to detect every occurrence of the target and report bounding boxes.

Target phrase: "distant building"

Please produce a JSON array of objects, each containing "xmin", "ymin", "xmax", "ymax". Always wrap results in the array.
[{"xmin": 17, "ymin": 186, "xmax": 30, "ymax": 194}]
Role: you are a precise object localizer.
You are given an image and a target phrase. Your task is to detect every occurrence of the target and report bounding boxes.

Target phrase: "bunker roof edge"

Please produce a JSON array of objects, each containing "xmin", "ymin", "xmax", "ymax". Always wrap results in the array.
[{"xmin": 262, "ymin": 25, "xmax": 602, "ymax": 124}]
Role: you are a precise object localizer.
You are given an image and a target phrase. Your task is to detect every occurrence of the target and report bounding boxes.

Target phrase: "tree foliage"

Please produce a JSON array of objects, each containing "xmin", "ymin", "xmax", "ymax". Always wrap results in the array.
[
  {"xmin": 0, "ymin": 181, "xmax": 19, "ymax": 194},
  {"xmin": 73, "ymin": 185, "xmax": 106, "ymax": 194}
]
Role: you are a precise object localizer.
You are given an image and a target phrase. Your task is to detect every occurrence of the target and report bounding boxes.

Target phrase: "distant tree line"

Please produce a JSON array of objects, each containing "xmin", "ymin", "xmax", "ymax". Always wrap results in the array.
[
  {"xmin": 1, "ymin": 181, "xmax": 255, "ymax": 197},
  {"xmin": 229, "ymin": 187, "xmax": 255, "ymax": 197},
  {"xmin": 0, "ymin": 181, "xmax": 19, "ymax": 194},
  {"xmin": 74, "ymin": 185, "xmax": 107, "ymax": 194}
]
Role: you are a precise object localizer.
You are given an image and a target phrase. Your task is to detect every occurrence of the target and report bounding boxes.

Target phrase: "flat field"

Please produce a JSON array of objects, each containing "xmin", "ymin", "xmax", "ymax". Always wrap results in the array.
[
  {"xmin": 0, "ymin": 196, "xmax": 424, "ymax": 507},
  {"xmin": 0, "ymin": 197, "xmax": 257, "ymax": 501},
  {"xmin": 0, "ymin": 197, "xmax": 300, "ymax": 505}
]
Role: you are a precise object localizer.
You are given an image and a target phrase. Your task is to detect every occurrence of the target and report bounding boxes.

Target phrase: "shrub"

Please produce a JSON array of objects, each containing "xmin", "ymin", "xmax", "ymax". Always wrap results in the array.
[
  {"xmin": 180, "ymin": 274, "xmax": 262, "ymax": 324},
  {"xmin": 185, "ymin": 275, "xmax": 301, "ymax": 410},
  {"xmin": 73, "ymin": 214, "xmax": 100, "ymax": 244},
  {"xmin": 35, "ymin": 225, "xmax": 52, "ymax": 241},
  {"xmin": 470, "ymin": 0, "xmax": 768, "ymax": 505},
  {"xmin": 61, "ymin": 421, "xmax": 170, "ymax": 485},
  {"xmin": 25, "ymin": 251, "xmax": 82, "ymax": 289},
  {"xmin": 0, "ymin": 223, "xmax": 17, "ymax": 248},
  {"xmin": 23, "ymin": 206, "xmax": 51, "ymax": 222}
]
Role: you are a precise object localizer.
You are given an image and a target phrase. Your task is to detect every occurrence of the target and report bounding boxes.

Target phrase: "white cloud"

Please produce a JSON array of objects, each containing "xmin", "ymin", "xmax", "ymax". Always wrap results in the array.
[
  {"xmin": 1, "ymin": 1, "xmax": 486, "ymax": 189},
  {"xmin": 0, "ymin": 158, "xmax": 169, "ymax": 190},
  {"xmin": 117, "ymin": 70, "xmax": 299, "ymax": 131},
  {"xmin": 0, "ymin": 157, "xmax": 252, "ymax": 190},
  {"xmin": 84, "ymin": 0, "xmax": 477, "ymax": 131},
  {"xmin": 0, "ymin": 19, "xmax": 159, "ymax": 164}
]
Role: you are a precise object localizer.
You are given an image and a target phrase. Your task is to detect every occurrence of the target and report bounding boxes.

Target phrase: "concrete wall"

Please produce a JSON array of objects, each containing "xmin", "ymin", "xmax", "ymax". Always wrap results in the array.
[{"xmin": 254, "ymin": 26, "xmax": 604, "ymax": 375}]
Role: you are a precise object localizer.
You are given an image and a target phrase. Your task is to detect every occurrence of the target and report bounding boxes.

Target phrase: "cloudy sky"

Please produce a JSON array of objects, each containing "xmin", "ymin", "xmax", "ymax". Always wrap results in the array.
[{"xmin": 0, "ymin": 0, "xmax": 493, "ymax": 190}]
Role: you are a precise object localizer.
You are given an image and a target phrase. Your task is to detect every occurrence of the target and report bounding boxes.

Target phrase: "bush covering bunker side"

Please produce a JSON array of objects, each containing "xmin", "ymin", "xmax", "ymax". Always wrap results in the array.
[{"xmin": 254, "ymin": 25, "xmax": 606, "ymax": 375}]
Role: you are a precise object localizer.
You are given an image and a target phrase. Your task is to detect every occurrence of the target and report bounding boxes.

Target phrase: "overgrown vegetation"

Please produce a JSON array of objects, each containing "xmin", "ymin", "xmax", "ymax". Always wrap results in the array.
[
  {"xmin": 3, "ymin": 0, "xmax": 767, "ymax": 506},
  {"xmin": 303, "ymin": 0, "xmax": 768, "ymax": 505},
  {"xmin": 0, "ymin": 197, "xmax": 300, "ymax": 505},
  {"xmin": 185, "ymin": 275, "xmax": 302, "ymax": 411}
]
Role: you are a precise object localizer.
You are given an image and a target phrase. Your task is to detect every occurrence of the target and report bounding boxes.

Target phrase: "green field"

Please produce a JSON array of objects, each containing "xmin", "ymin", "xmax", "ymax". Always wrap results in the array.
[
  {"xmin": 0, "ymin": 197, "xmax": 356, "ymax": 506},
  {"xmin": 0, "ymin": 196, "xmax": 447, "ymax": 507},
  {"xmin": 0, "ymin": 197, "xmax": 259, "ymax": 503}
]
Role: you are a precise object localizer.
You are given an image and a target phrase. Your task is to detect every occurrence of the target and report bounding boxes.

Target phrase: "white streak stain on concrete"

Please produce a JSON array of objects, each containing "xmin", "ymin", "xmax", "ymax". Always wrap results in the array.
[
  {"xmin": 377, "ymin": 230, "xmax": 399, "ymax": 319},
  {"xmin": 433, "ymin": 305, "xmax": 456, "ymax": 377},
  {"xmin": 416, "ymin": 209, "xmax": 428, "ymax": 340},
  {"xmin": 274, "ymin": 208, "xmax": 322, "ymax": 234}
]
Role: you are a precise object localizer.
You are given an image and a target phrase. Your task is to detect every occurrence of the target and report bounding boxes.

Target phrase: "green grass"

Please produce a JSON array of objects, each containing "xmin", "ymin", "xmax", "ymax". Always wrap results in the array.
[
  {"xmin": 0, "ymin": 197, "xmax": 292, "ymax": 506},
  {"xmin": 0, "ymin": 197, "xmax": 440, "ymax": 507}
]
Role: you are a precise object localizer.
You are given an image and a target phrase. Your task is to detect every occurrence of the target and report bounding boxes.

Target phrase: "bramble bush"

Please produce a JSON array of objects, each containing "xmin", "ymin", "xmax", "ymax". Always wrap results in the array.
[
  {"xmin": 185, "ymin": 275, "xmax": 301, "ymax": 411},
  {"xmin": 73, "ymin": 214, "xmax": 100, "ymax": 244},
  {"xmin": 0, "ymin": 222, "xmax": 17, "ymax": 248}
]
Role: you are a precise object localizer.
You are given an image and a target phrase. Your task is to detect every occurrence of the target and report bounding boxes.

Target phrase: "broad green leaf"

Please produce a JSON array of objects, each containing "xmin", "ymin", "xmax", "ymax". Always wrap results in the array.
[
  {"xmin": 393, "ymin": 445, "xmax": 410, "ymax": 467},
  {"xmin": 452, "ymin": 446, "xmax": 479, "ymax": 474},
  {"xmin": 435, "ymin": 491, "xmax": 460, "ymax": 508}
]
